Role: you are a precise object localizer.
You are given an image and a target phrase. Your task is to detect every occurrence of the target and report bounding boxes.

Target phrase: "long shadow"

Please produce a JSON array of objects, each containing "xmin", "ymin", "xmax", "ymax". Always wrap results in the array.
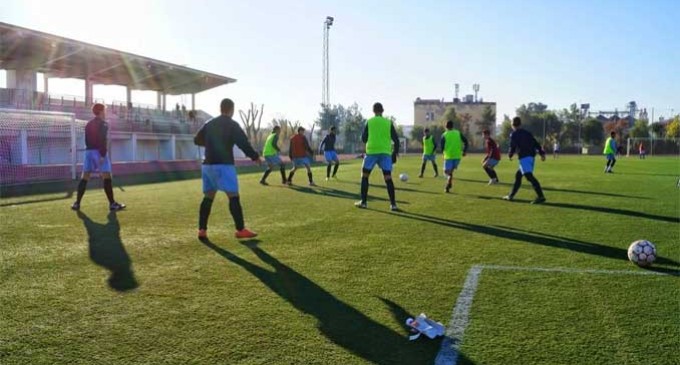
[
  {"xmin": 198, "ymin": 239, "xmax": 472, "ymax": 364},
  {"xmin": 336, "ymin": 180, "xmax": 440, "ymax": 195},
  {"xmin": 456, "ymin": 178, "xmax": 651, "ymax": 200},
  {"xmin": 621, "ymin": 171, "xmax": 679, "ymax": 177},
  {"xmin": 289, "ymin": 185, "xmax": 409, "ymax": 204},
  {"xmin": 476, "ymin": 196, "xmax": 678, "ymax": 224},
  {"xmin": 0, "ymin": 188, "xmax": 74, "ymax": 207},
  {"xmin": 371, "ymin": 210, "xmax": 679, "ymax": 272},
  {"xmin": 77, "ymin": 211, "xmax": 138, "ymax": 291}
]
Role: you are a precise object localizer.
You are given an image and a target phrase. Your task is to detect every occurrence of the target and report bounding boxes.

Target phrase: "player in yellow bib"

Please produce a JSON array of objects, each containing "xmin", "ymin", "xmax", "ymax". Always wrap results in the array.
[
  {"xmin": 418, "ymin": 128, "xmax": 439, "ymax": 178},
  {"xmin": 603, "ymin": 131, "xmax": 618, "ymax": 173},
  {"xmin": 260, "ymin": 126, "xmax": 287, "ymax": 185},
  {"xmin": 441, "ymin": 120, "xmax": 468, "ymax": 193},
  {"xmin": 355, "ymin": 102, "xmax": 401, "ymax": 211}
]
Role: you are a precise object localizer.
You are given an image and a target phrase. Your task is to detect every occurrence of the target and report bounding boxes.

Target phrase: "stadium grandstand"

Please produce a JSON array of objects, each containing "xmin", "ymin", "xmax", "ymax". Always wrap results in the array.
[{"xmin": 0, "ymin": 22, "xmax": 242, "ymax": 189}]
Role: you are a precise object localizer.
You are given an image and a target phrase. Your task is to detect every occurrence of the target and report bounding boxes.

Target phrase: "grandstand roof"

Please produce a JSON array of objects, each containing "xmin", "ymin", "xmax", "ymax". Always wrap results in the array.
[{"xmin": 0, "ymin": 22, "xmax": 236, "ymax": 95}]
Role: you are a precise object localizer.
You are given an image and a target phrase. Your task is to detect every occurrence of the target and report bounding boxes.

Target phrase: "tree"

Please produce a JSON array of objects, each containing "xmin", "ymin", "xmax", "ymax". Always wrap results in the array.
[
  {"xmin": 666, "ymin": 116, "xmax": 680, "ymax": 138},
  {"xmin": 476, "ymin": 105, "xmax": 496, "ymax": 132},
  {"xmin": 650, "ymin": 122, "xmax": 666, "ymax": 138},
  {"xmin": 343, "ymin": 104, "xmax": 366, "ymax": 153},
  {"xmin": 604, "ymin": 120, "xmax": 628, "ymax": 139},
  {"xmin": 238, "ymin": 103, "xmax": 265, "ymax": 149},
  {"xmin": 629, "ymin": 119, "xmax": 650, "ymax": 138},
  {"xmin": 439, "ymin": 106, "xmax": 461, "ymax": 129},
  {"xmin": 582, "ymin": 118, "xmax": 604, "ymax": 146},
  {"xmin": 497, "ymin": 115, "xmax": 513, "ymax": 150},
  {"xmin": 410, "ymin": 125, "xmax": 424, "ymax": 143},
  {"xmin": 559, "ymin": 103, "xmax": 582, "ymax": 146}
]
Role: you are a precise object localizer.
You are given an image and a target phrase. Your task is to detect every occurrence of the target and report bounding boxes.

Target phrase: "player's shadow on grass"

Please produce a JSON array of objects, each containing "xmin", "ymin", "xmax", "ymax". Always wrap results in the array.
[
  {"xmin": 457, "ymin": 178, "xmax": 650, "ymax": 200},
  {"xmin": 0, "ymin": 188, "xmax": 74, "ymax": 207},
  {"xmin": 289, "ymin": 185, "xmax": 409, "ymax": 204},
  {"xmin": 375, "ymin": 210, "xmax": 679, "ymax": 273},
  {"xmin": 337, "ymin": 180, "xmax": 440, "ymax": 195},
  {"xmin": 77, "ymin": 211, "xmax": 138, "ymax": 291},
  {"xmin": 476, "ymin": 196, "xmax": 678, "ymax": 224},
  {"xmin": 198, "ymin": 238, "xmax": 473, "ymax": 364}
]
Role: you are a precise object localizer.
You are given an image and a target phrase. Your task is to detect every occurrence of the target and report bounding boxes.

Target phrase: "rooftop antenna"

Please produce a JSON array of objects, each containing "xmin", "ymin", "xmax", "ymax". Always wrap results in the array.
[
  {"xmin": 473, "ymin": 84, "xmax": 480, "ymax": 103},
  {"xmin": 454, "ymin": 83, "xmax": 460, "ymax": 100}
]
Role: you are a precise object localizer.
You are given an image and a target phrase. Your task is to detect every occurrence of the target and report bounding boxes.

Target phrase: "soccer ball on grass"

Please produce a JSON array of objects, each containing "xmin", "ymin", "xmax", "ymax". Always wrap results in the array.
[
  {"xmin": 399, "ymin": 173, "xmax": 409, "ymax": 182},
  {"xmin": 627, "ymin": 240, "xmax": 656, "ymax": 267}
]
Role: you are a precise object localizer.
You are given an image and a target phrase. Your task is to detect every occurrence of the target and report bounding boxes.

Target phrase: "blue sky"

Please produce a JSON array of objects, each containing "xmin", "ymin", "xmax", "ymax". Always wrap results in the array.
[{"xmin": 2, "ymin": 0, "xmax": 678, "ymax": 125}]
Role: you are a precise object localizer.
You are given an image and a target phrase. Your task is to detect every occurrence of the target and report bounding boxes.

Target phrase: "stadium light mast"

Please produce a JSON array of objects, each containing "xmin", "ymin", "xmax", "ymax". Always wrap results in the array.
[{"xmin": 322, "ymin": 16, "xmax": 334, "ymax": 108}]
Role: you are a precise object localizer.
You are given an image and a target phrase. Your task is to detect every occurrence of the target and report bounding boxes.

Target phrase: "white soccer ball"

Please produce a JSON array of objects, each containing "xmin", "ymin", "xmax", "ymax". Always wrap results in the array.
[
  {"xmin": 399, "ymin": 173, "xmax": 409, "ymax": 182},
  {"xmin": 627, "ymin": 240, "xmax": 657, "ymax": 267}
]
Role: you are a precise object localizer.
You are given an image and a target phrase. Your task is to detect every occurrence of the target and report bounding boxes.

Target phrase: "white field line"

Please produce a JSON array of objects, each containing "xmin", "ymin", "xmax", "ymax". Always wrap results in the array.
[{"xmin": 434, "ymin": 264, "xmax": 678, "ymax": 365}]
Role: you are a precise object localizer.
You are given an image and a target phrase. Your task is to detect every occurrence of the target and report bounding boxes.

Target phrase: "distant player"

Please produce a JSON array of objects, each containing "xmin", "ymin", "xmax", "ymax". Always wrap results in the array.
[
  {"xmin": 441, "ymin": 121, "xmax": 468, "ymax": 193},
  {"xmin": 71, "ymin": 103, "xmax": 125, "ymax": 211},
  {"xmin": 504, "ymin": 117, "xmax": 546, "ymax": 204},
  {"xmin": 418, "ymin": 128, "xmax": 439, "ymax": 178},
  {"xmin": 638, "ymin": 142, "xmax": 646, "ymax": 159},
  {"xmin": 482, "ymin": 129, "xmax": 500, "ymax": 185},
  {"xmin": 260, "ymin": 126, "xmax": 287, "ymax": 185},
  {"xmin": 603, "ymin": 131, "xmax": 617, "ymax": 173},
  {"xmin": 553, "ymin": 141, "xmax": 560, "ymax": 159},
  {"xmin": 319, "ymin": 126, "xmax": 340, "ymax": 180},
  {"xmin": 355, "ymin": 102, "xmax": 400, "ymax": 211},
  {"xmin": 287, "ymin": 127, "xmax": 316, "ymax": 186},
  {"xmin": 194, "ymin": 98, "xmax": 261, "ymax": 240}
]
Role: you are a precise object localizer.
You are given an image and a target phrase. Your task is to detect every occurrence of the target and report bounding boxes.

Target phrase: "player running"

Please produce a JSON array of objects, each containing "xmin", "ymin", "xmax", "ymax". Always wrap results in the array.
[
  {"xmin": 418, "ymin": 128, "xmax": 439, "ymax": 178},
  {"xmin": 441, "ymin": 120, "xmax": 468, "ymax": 193},
  {"xmin": 503, "ymin": 117, "xmax": 546, "ymax": 204},
  {"xmin": 482, "ymin": 129, "xmax": 501, "ymax": 185},
  {"xmin": 71, "ymin": 103, "xmax": 125, "ymax": 211},
  {"xmin": 604, "ymin": 131, "xmax": 617, "ymax": 173},
  {"xmin": 319, "ymin": 126, "xmax": 340, "ymax": 180},
  {"xmin": 355, "ymin": 102, "xmax": 401, "ymax": 211},
  {"xmin": 260, "ymin": 125, "xmax": 287, "ymax": 185},
  {"xmin": 286, "ymin": 127, "xmax": 316, "ymax": 186},
  {"xmin": 194, "ymin": 98, "xmax": 261, "ymax": 240}
]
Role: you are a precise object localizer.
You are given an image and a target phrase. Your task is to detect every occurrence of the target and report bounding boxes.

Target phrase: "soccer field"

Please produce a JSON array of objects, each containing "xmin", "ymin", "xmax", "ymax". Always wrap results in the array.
[{"xmin": 1, "ymin": 154, "xmax": 679, "ymax": 365}]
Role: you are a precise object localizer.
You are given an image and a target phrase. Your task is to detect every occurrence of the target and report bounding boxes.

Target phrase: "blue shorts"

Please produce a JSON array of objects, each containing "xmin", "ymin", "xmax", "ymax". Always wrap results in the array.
[
  {"xmin": 485, "ymin": 158, "xmax": 499, "ymax": 168},
  {"xmin": 83, "ymin": 150, "xmax": 112, "ymax": 173},
  {"xmin": 445, "ymin": 159, "xmax": 460, "ymax": 172},
  {"xmin": 519, "ymin": 156, "xmax": 535, "ymax": 175},
  {"xmin": 362, "ymin": 154, "xmax": 392, "ymax": 172},
  {"xmin": 293, "ymin": 157, "xmax": 311, "ymax": 167},
  {"xmin": 422, "ymin": 154, "xmax": 436, "ymax": 162},
  {"xmin": 265, "ymin": 155, "xmax": 282, "ymax": 165},
  {"xmin": 324, "ymin": 151, "xmax": 339, "ymax": 162},
  {"xmin": 605, "ymin": 154, "xmax": 616, "ymax": 161},
  {"xmin": 202, "ymin": 164, "xmax": 239, "ymax": 193}
]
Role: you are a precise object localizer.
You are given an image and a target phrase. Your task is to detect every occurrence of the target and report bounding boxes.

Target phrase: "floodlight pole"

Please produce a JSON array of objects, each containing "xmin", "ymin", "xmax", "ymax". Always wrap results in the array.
[{"xmin": 322, "ymin": 16, "xmax": 334, "ymax": 108}]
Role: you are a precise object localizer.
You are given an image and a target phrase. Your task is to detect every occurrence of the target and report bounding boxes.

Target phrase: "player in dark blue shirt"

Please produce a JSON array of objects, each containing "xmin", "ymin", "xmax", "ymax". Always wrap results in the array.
[
  {"xmin": 319, "ymin": 126, "xmax": 340, "ymax": 180},
  {"xmin": 194, "ymin": 98, "xmax": 261, "ymax": 240},
  {"xmin": 504, "ymin": 117, "xmax": 546, "ymax": 204}
]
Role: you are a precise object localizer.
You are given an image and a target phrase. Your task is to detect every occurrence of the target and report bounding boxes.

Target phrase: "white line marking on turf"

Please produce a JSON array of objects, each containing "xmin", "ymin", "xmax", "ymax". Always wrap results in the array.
[
  {"xmin": 434, "ymin": 264, "xmax": 677, "ymax": 365},
  {"xmin": 434, "ymin": 265, "xmax": 483, "ymax": 365}
]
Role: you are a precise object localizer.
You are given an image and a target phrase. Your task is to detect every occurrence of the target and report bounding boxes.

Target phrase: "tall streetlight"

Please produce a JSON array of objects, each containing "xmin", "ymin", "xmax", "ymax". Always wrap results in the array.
[{"xmin": 322, "ymin": 16, "xmax": 334, "ymax": 108}]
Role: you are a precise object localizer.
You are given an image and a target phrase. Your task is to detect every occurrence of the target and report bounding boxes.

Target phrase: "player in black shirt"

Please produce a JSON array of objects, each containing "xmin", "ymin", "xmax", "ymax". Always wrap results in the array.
[
  {"xmin": 319, "ymin": 126, "xmax": 340, "ymax": 180},
  {"xmin": 504, "ymin": 117, "xmax": 546, "ymax": 204},
  {"xmin": 71, "ymin": 103, "xmax": 125, "ymax": 211},
  {"xmin": 194, "ymin": 98, "xmax": 261, "ymax": 240}
]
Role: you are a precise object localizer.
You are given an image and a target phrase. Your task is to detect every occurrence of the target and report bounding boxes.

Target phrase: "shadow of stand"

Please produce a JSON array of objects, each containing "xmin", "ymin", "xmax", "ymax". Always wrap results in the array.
[
  {"xmin": 198, "ymin": 238, "xmax": 473, "ymax": 364},
  {"xmin": 77, "ymin": 211, "xmax": 138, "ymax": 291}
]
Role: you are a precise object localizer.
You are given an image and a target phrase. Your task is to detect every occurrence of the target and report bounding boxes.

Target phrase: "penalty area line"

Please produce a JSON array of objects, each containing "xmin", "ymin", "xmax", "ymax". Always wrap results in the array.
[{"xmin": 434, "ymin": 264, "xmax": 676, "ymax": 365}]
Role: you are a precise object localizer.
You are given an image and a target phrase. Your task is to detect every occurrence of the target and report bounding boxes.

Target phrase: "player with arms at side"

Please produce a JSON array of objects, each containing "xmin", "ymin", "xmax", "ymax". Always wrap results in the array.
[
  {"xmin": 418, "ymin": 128, "xmax": 439, "ymax": 178},
  {"xmin": 482, "ymin": 129, "xmax": 501, "ymax": 185},
  {"xmin": 319, "ymin": 126, "xmax": 340, "ymax": 180},
  {"xmin": 260, "ymin": 125, "xmax": 287, "ymax": 185},
  {"xmin": 71, "ymin": 103, "xmax": 125, "ymax": 211},
  {"xmin": 355, "ymin": 102, "xmax": 401, "ymax": 211},
  {"xmin": 504, "ymin": 117, "xmax": 546, "ymax": 204},
  {"xmin": 194, "ymin": 98, "xmax": 261, "ymax": 240},
  {"xmin": 286, "ymin": 127, "xmax": 317, "ymax": 186},
  {"xmin": 603, "ymin": 131, "xmax": 617, "ymax": 173},
  {"xmin": 441, "ymin": 120, "xmax": 468, "ymax": 193}
]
